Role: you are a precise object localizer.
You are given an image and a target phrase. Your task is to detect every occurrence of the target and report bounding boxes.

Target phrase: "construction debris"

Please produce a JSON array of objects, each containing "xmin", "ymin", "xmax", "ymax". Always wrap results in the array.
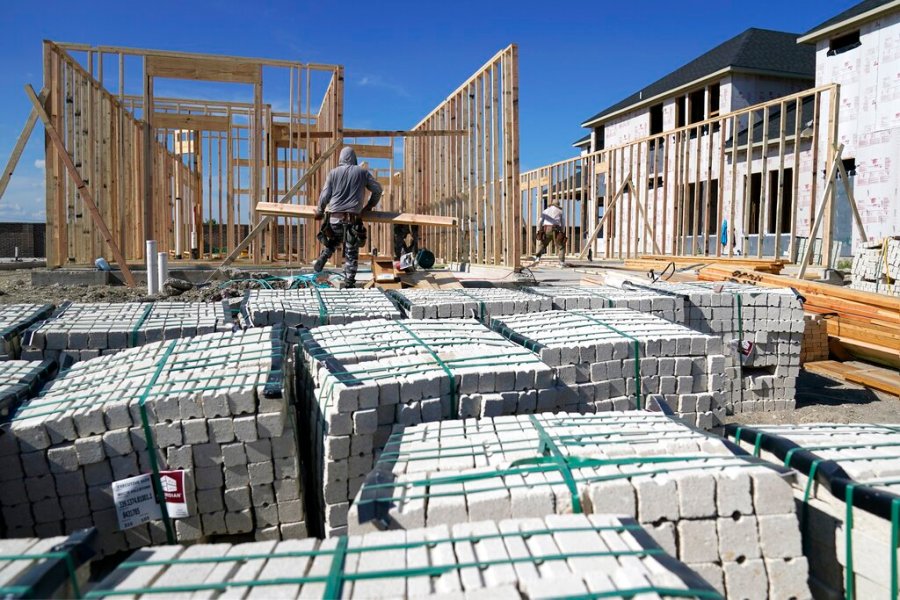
[
  {"xmin": 348, "ymin": 412, "xmax": 809, "ymax": 599},
  {"xmin": 20, "ymin": 302, "xmax": 233, "ymax": 364},
  {"xmin": 489, "ymin": 309, "xmax": 726, "ymax": 428},
  {"xmin": 521, "ymin": 285, "xmax": 682, "ymax": 321},
  {"xmin": 728, "ymin": 423, "xmax": 900, "ymax": 599},
  {"xmin": 89, "ymin": 514, "xmax": 721, "ymax": 599},
  {"xmin": 0, "ymin": 327, "xmax": 304, "ymax": 555},
  {"xmin": 241, "ymin": 289, "xmax": 402, "ymax": 329},
  {"xmin": 297, "ymin": 318, "xmax": 553, "ymax": 537},
  {"xmin": 388, "ymin": 288, "xmax": 552, "ymax": 320},
  {"xmin": 0, "ymin": 304, "xmax": 54, "ymax": 360}
]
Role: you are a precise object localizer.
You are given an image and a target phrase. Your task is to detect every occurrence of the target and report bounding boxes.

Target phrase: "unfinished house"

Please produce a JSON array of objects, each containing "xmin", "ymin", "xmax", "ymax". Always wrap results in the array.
[
  {"xmin": 798, "ymin": 0, "xmax": 900, "ymax": 247},
  {"xmin": 30, "ymin": 42, "xmax": 519, "ymax": 271}
]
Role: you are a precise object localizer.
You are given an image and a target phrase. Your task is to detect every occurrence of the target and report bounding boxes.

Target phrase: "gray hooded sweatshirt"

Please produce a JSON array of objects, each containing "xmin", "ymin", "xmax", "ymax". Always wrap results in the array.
[{"xmin": 317, "ymin": 147, "xmax": 383, "ymax": 220}]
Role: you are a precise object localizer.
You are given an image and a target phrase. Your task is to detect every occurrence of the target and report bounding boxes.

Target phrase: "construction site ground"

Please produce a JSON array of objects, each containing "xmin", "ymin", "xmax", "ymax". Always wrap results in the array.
[{"xmin": 1, "ymin": 263, "xmax": 894, "ymax": 426}]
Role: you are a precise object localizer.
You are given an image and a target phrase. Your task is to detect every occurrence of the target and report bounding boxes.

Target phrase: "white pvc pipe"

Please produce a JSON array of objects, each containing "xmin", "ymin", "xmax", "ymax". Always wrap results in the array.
[
  {"xmin": 174, "ymin": 196, "xmax": 183, "ymax": 259},
  {"xmin": 157, "ymin": 251, "xmax": 169, "ymax": 290},
  {"xmin": 146, "ymin": 240, "xmax": 158, "ymax": 295}
]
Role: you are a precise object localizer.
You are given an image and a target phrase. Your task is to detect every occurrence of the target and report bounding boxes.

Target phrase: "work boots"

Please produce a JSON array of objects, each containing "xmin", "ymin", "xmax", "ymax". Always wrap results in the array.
[{"xmin": 313, "ymin": 255, "xmax": 327, "ymax": 273}]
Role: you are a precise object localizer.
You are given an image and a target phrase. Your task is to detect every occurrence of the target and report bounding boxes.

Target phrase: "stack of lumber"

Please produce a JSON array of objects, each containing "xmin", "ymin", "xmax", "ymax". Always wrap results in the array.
[
  {"xmin": 348, "ymin": 412, "xmax": 809, "ymax": 599},
  {"xmin": 728, "ymin": 423, "xmax": 900, "ymax": 599},
  {"xmin": 698, "ymin": 265, "xmax": 900, "ymax": 369},
  {"xmin": 241, "ymin": 289, "xmax": 401, "ymax": 330},
  {"xmin": 489, "ymin": 309, "xmax": 727, "ymax": 428},
  {"xmin": 615, "ymin": 279, "xmax": 803, "ymax": 414},
  {"xmin": 388, "ymin": 288, "xmax": 551, "ymax": 320},
  {"xmin": 0, "ymin": 304, "xmax": 54, "ymax": 360},
  {"xmin": 800, "ymin": 314, "xmax": 829, "ymax": 364},
  {"xmin": 20, "ymin": 302, "xmax": 232, "ymax": 364},
  {"xmin": 0, "ymin": 360, "xmax": 53, "ymax": 423},
  {"xmin": 0, "ymin": 530, "xmax": 95, "ymax": 598},
  {"xmin": 88, "ymin": 514, "xmax": 720, "ymax": 599},
  {"xmin": 803, "ymin": 360, "xmax": 900, "ymax": 396},
  {"xmin": 521, "ymin": 285, "xmax": 682, "ymax": 321},
  {"xmin": 624, "ymin": 255, "xmax": 786, "ymax": 274},
  {"xmin": 849, "ymin": 238, "xmax": 899, "ymax": 296},
  {"xmin": 0, "ymin": 327, "xmax": 305, "ymax": 555},
  {"xmin": 296, "ymin": 318, "xmax": 553, "ymax": 537}
]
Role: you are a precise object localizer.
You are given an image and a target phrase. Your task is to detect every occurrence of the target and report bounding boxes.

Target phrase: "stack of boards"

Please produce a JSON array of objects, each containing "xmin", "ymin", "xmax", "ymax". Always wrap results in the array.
[
  {"xmin": 729, "ymin": 423, "xmax": 900, "ymax": 599},
  {"xmin": 347, "ymin": 412, "xmax": 809, "ymax": 599},
  {"xmin": 0, "ymin": 327, "xmax": 305, "ymax": 555}
]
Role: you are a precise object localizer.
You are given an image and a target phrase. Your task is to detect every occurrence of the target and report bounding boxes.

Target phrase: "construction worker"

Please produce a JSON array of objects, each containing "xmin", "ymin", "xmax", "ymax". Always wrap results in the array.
[
  {"xmin": 534, "ymin": 200, "xmax": 567, "ymax": 266},
  {"xmin": 314, "ymin": 147, "xmax": 383, "ymax": 288}
]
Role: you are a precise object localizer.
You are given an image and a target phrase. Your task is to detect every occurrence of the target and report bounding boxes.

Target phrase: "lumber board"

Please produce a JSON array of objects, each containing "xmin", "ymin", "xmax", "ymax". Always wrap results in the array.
[
  {"xmin": 151, "ymin": 113, "xmax": 230, "ymax": 132},
  {"xmin": 254, "ymin": 202, "xmax": 458, "ymax": 227},
  {"xmin": 146, "ymin": 55, "xmax": 261, "ymax": 84},
  {"xmin": 0, "ymin": 89, "xmax": 46, "ymax": 201},
  {"xmin": 804, "ymin": 360, "xmax": 900, "ymax": 395}
]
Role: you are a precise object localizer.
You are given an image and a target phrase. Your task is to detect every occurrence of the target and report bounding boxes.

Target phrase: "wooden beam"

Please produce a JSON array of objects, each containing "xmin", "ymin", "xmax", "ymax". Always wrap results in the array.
[
  {"xmin": 151, "ymin": 113, "xmax": 230, "ymax": 132},
  {"xmin": 254, "ymin": 202, "xmax": 458, "ymax": 227},
  {"xmin": 798, "ymin": 144, "xmax": 844, "ymax": 278},
  {"xmin": 26, "ymin": 84, "xmax": 136, "ymax": 287},
  {"xmin": 578, "ymin": 174, "xmax": 631, "ymax": 259},
  {"xmin": 351, "ymin": 144, "xmax": 393, "ymax": 160},
  {"xmin": 0, "ymin": 88, "xmax": 47, "ymax": 201},
  {"xmin": 146, "ymin": 55, "xmax": 261, "ymax": 84},
  {"xmin": 272, "ymin": 125, "xmax": 467, "ymax": 144},
  {"xmin": 217, "ymin": 140, "xmax": 342, "ymax": 270}
]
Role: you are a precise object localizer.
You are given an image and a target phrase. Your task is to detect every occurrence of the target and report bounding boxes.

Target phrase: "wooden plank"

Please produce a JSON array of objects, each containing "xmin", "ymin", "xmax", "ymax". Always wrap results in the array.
[
  {"xmin": 349, "ymin": 144, "xmax": 393, "ymax": 159},
  {"xmin": 26, "ymin": 84, "xmax": 136, "ymax": 287},
  {"xmin": 146, "ymin": 55, "xmax": 261, "ymax": 84},
  {"xmin": 0, "ymin": 89, "xmax": 46, "ymax": 201},
  {"xmin": 151, "ymin": 113, "xmax": 230, "ymax": 132},
  {"xmin": 255, "ymin": 202, "xmax": 458, "ymax": 227}
]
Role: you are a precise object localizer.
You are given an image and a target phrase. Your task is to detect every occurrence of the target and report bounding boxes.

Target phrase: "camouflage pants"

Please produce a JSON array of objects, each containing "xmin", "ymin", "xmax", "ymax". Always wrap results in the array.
[
  {"xmin": 316, "ymin": 222, "xmax": 361, "ymax": 284},
  {"xmin": 535, "ymin": 226, "xmax": 566, "ymax": 262}
]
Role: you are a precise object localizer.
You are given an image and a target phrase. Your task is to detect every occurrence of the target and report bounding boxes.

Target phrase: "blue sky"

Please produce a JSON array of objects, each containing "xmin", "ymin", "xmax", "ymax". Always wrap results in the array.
[{"xmin": 0, "ymin": 0, "xmax": 852, "ymax": 222}]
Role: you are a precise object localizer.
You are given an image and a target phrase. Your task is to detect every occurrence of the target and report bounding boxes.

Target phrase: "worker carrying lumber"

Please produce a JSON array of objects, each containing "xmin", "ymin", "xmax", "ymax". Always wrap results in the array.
[
  {"xmin": 314, "ymin": 146, "xmax": 383, "ymax": 288},
  {"xmin": 533, "ymin": 200, "xmax": 567, "ymax": 266}
]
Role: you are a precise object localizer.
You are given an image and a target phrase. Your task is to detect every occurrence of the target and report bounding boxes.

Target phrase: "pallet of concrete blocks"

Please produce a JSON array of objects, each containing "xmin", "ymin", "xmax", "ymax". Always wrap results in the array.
[
  {"xmin": 87, "ymin": 514, "xmax": 722, "ymax": 599},
  {"xmin": 728, "ymin": 423, "xmax": 900, "ymax": 600},
  {"xmin": 0, "ymin": 326, "xmax": 306, "ymax": 556},
  {"xmin": 20, "ymin": 302, "xmax": 232, "ymax": 364},
  {"xmin": 619, "ymin": 280, "xmax": 803, "ymax": 414},
  {"xmin": 520, "ymin": 285, "xmax": 683, "ymax": 321},
  {"xmin": 0, "ymin": 304, "xmax": 54, "ymax": 360},
  {"xmin": 799, "ymin": 314, "xmax": 829, "ymax": 364},
  {"xmin": 297, "ymin": 318, "xmax": 555, "ymax": 537},
  {"xmin": 241, "ymin": 289, "xmax": 402, "ymax": 332},
  {"xmin": 489, "ymin": 309, "xmax": 727, "ymax": 429},
  {"xmin": 347, "ymin": 411, "xmax": 810, "ymax": 600},
  {"xmin": 850, "ymin": 238, "xmax": 900, "ymax": 296},
  {"xmin": 0, "ymin": 360, "xmax": 54, "ymax": 424},
  {"xmin": 0, "ymin": 528, "xmax": 97, "ymax": 599},
  {"xmin": 388, "ymin": 288, "xmax": 552, "ymax": 320}
]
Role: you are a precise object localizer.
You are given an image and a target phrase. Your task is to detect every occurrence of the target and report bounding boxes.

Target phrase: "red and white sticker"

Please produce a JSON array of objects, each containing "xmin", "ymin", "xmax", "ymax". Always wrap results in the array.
[
  {"xmin": 159, "ymin": 470, "xmax": 189, "ymax": 518},
  {"xmin": 739, "ymin": 340, "xmax": 754, "ymax": 357}
]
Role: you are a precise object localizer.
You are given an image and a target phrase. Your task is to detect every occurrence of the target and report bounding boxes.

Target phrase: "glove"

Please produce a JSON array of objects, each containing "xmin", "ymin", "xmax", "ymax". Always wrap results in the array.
[{"xmin": 315, "ymin": 208, "xmax": 325, "ymax": 219}]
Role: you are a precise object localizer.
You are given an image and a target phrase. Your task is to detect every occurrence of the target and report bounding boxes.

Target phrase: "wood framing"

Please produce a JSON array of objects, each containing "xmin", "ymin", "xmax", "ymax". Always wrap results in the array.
[
  {"xmin": 522, "ymin": 84, "xmax": 845, "ymax": 265},
  {"xmin": 404, "ymin": 45, "xmax": 520, "ymax": 267}
]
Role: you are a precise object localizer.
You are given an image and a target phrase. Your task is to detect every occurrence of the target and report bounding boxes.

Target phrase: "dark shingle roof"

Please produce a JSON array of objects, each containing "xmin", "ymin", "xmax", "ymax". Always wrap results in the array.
[
  {"xmin": 804, "ymin": 0, "xmax": 896, "ymax": 37},
  {"xmin": 581, "ymin": 28, "xmax": 815, "ymax": 126},
  {"xmin": 572, "ymin": 133, "xmax": 591, "ymax": 147}
]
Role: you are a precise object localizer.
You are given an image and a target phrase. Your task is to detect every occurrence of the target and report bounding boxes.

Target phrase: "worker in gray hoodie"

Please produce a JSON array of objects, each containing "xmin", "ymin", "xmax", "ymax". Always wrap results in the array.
[{"xmin": 314, "ymin": 146, "xmax": 383, "ymax": 287}]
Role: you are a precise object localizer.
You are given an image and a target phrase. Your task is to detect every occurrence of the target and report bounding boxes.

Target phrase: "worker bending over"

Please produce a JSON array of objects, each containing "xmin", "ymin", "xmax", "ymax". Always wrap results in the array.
[
  {"xmin": 314, "ymin": 147, "xmax": 383, "ymax": 288},
  {"xmin": 534, "ymin": 200, "xmax": 567, "ymax": 266}
]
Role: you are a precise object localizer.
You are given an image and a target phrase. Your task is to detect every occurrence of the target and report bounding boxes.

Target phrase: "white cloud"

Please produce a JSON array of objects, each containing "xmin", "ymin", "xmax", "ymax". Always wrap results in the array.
[
  {"xmin": 34, "ymin": 159, "xmax": 45, "ymax": 170},
  {"xmin": 356, "ymin": 75, "xmax": 410, "ymax": 99}
]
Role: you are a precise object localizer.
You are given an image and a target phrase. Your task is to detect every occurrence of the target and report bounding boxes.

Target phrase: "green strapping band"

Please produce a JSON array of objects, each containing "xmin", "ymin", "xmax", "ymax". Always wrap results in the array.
[
  {"xmin": 137, "ymin": 339, "xmax": 178, "ymax": 544},
  {"xmin": 128, "ymin": 304, "xmax": 154, "ymax": 348},
  {"xmin": 393, "ymin": 321, "xmax": 459, "ymax": 417},
  {"xmin": 892, "ymin": 497, "xmax": 899, "ymax": 600},
  {"xmin": 310, "ymin": 286, "xmax": 328, "ymax": 325},
  {"xmin": 0, "ymin": 550, "xmax": 81, "ymax": 598},
  {"xmin": 572, "ymin": 311, "xmax": 642, "ymax": 409},
  {"xmin": 523, "ymin": 414, "xmax": 582, "ymax": 512},
  {"xmin": 322, "ymin": 535, "xmax": 349, "ymax": 599},
  {"xmin": 845, "ymin": 483, "xmax": 855, "ymax": 600}
]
